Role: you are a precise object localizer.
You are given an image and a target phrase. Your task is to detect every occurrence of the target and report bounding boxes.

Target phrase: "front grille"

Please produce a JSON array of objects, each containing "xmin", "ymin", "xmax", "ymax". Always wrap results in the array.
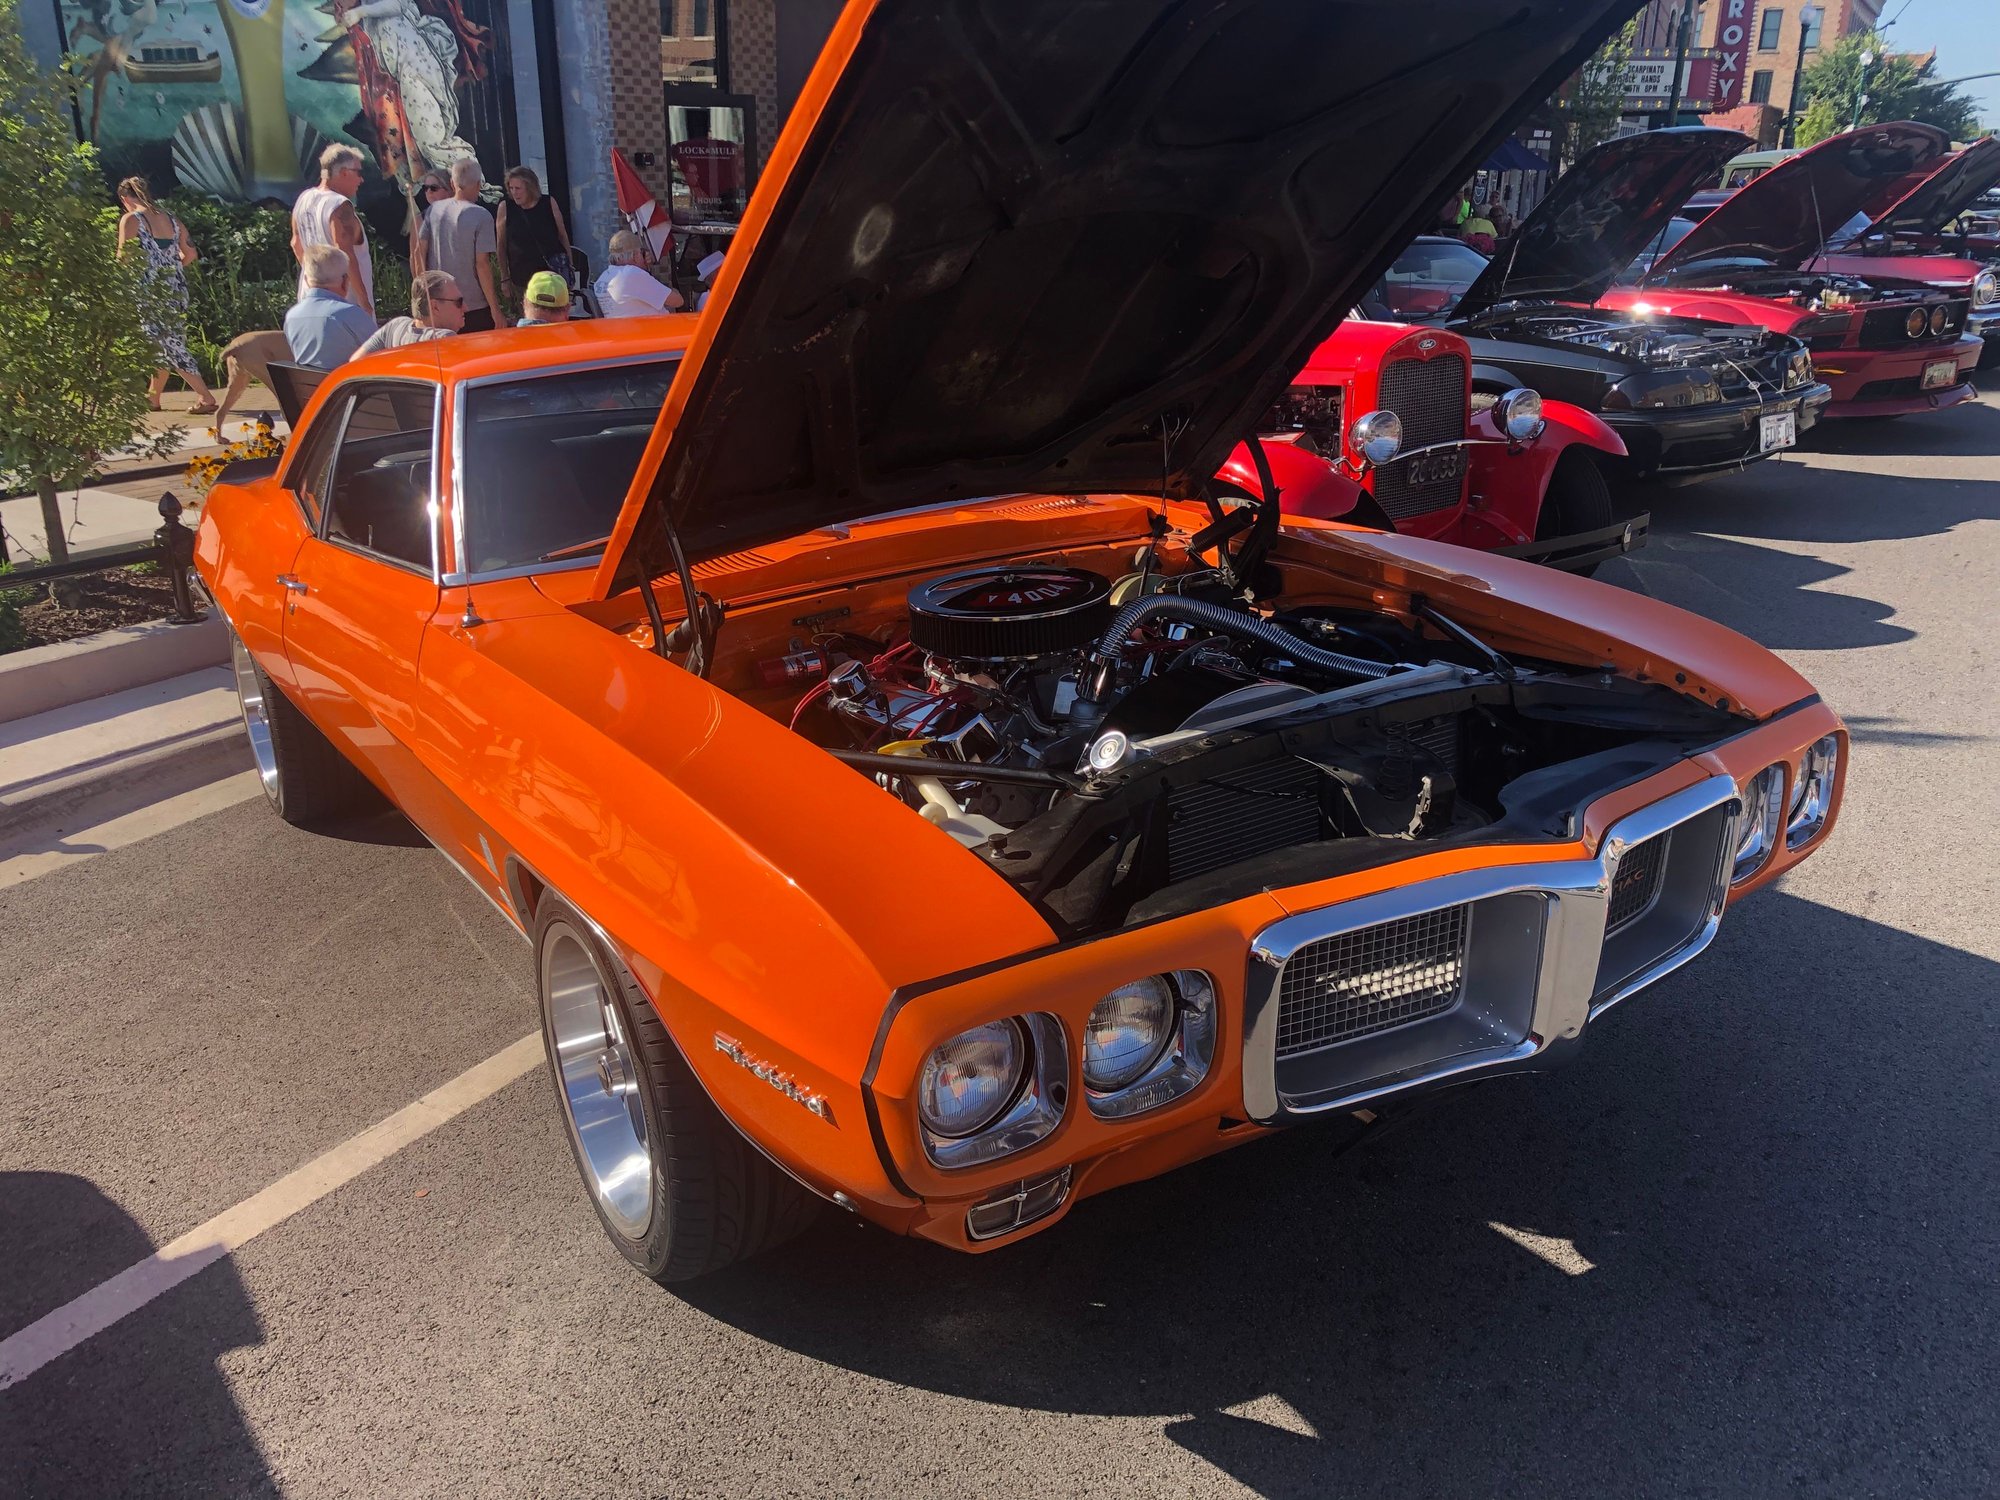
[
  {"xmin": 1275, "ymin": 905, "xmax": 1469, "ymax": 1058},
  {"xmin": 1167, "ymin": 758, "xmax": 1323, "ymax": 884},
  {"xmin": 1607, "ymin": 833, "xmax": 1668, "ymax": 933},
  {"xmin": 1373, "ymin": 354, "xmax": 1466, "ymax": 520}
]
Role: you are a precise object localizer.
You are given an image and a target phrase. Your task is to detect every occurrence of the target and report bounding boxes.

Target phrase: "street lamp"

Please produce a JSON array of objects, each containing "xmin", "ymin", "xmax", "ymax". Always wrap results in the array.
[
  {"xmin": 1664, "ymin": 0, "xmax": 1703, "ymax": 126},
  {"xmin": 1783, "ymin": 4, "xmax": 1824, "ymax": 149},
  {"xmin": 1851, "ymin": 48, "xmax": 1876, "ymax": 130}
]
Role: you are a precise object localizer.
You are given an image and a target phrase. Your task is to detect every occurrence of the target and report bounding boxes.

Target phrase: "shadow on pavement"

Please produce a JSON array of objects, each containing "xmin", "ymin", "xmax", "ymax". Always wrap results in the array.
[
  {"xmin": 0, "ymin": 1174, "xmax": 278, "ymax": 1498},
  {"xmin": 685, "ymin": 891, "xmax": 1998, "ymax": 1496}
]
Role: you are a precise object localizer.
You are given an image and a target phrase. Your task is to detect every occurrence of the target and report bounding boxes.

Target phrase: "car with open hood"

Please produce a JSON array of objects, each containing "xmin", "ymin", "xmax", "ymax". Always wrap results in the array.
[
  {"xmin": 195, "ymin": 0, "xmax": 1846, "ymax": 1283},
  {"xmin": 1231, "ymin": 319, "xmax": 1646, "ymax": 574},
  {"xmin": 1598, "ymin": 122, "xmax": 1982, "ymax": 418},
  {"xmin": 1745, "ymin": 135, "xmax": 2000, "ymax": 368},
  {"xmin": 1361, "ymin": 129, "xmax": 1832, "ymax": 480}
]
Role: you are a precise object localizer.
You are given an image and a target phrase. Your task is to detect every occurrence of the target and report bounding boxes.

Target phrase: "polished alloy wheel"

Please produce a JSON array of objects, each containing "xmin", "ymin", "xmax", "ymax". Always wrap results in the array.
[
  {"xmin": 543, "ymin": 929, "xmax": 655, "ymax": 1240},
  {"xmin": 230, "ymin": 634, "xmax": 281, "ymax": 805}
]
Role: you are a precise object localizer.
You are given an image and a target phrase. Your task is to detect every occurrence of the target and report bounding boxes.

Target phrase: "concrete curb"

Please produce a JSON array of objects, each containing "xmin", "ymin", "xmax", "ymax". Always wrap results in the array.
[
  {"xmin": 0, "ymin": 614, "xmax": 229, "ymax": 726},
  {"xmin": 0, "ymin": 720, "xmax": 251, "ymax": 854}
]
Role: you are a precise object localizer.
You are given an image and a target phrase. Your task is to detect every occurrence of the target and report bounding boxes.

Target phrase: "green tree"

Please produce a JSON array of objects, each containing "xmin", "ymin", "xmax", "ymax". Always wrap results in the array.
[
  {"xmin": 1795, "ymin": 31, "xmax": 1982, "ymax": 147},
  {"xmin": 1556, "ymin": 19, "xmax": 1640, "ymax": 171},
  {"xmin": 0, "ymin": 0, "xmax": 176, "ymax": 565}
]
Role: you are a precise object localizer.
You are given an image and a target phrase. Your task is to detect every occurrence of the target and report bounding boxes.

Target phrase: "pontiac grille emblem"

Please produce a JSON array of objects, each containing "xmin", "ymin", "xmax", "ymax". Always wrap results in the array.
[{"xmin": 715, "ymin": 1033, "xmax": 835, "ymax": 1123}]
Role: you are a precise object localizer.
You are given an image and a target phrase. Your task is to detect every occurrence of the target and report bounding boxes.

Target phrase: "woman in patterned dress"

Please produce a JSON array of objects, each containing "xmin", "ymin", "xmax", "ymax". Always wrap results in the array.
[{"xmin": 115, "ymin": 176, "xmax": 217, "ymax": 414}]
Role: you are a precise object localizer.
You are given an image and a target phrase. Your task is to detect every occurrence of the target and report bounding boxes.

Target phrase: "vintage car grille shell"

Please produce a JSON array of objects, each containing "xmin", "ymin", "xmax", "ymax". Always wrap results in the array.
[
  {"xmin": 1242, "ymin": 777, "xmax": 1742, "ymax": 1124},
  {"xmin": 1372, "ymin": 354, "xmax": 1466, "ymax": 520}
]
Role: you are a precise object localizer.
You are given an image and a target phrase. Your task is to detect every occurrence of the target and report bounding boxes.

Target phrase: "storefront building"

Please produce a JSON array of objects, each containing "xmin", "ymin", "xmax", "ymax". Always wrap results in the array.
[{"xmin": 20, "ymin": 0, "xmax": 841, "ymax": 278}]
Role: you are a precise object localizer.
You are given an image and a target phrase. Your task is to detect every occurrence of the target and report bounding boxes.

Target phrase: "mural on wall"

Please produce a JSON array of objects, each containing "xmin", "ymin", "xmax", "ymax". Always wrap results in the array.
[{"xmin": 58, "ymin": 0, "xmax": 517, "ymax": 212}]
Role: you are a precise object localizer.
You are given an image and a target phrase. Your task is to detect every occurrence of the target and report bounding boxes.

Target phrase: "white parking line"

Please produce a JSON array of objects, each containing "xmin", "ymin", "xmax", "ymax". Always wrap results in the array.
[
  {"xmin": 0, "ymin": 1032, "xmax": 543, "ymax": 1393},
  {"xmin": 0, "ymin": 770, "xmax": 262, "ymax": 890}
]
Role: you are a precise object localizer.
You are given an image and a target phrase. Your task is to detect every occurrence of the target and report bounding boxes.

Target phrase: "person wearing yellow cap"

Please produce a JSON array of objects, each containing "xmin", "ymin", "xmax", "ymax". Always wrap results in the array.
[{"xmin": 517, "ymin": 271, "xmax": 572, "ymax": 327}]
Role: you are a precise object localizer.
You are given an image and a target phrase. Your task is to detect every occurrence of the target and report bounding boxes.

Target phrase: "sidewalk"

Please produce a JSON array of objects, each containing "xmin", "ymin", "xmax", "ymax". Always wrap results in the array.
[{"xmin": 0, "ymin": 665, "xmax": 251, "ymax": 874}]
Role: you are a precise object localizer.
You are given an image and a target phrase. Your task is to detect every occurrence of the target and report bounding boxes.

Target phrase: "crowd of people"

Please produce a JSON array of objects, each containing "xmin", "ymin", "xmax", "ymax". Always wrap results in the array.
[
  {"xmin": 1436, "ymin": 184, "xmax": 1517, "ymax": 254},
  {"xmin": 120, "ymin": 143, "xmax": 723, "ymax": 433}
]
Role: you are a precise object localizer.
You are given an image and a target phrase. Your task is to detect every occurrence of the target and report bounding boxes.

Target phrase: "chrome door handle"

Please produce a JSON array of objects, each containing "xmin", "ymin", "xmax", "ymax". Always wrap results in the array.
[{"xmin": 277, "ymin": 574, "xmax": 308, "ymax": 595}]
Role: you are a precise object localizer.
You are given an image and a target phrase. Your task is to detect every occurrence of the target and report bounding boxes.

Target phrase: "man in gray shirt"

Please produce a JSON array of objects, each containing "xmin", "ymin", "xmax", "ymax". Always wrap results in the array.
[
  {"xmin": 284, "ymin": 246, "xmax": 377, "ymax": 368},
  {"xmin": 351, "ymin": 270, "xmax": 465, "ymax": 359},
  {"xmin": 417, "ymin": 159, "xmax": 500, "ymax": 331}
]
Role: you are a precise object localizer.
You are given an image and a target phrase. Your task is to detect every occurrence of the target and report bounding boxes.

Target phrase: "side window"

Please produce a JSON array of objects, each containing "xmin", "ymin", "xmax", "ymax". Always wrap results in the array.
[
  {"xmin": 323, "ymin": 384, "xmax": 439, "ymax": 572},
  {"xmin": 282, "ymin": 396, "xmax": 348, "ymax": 530}
]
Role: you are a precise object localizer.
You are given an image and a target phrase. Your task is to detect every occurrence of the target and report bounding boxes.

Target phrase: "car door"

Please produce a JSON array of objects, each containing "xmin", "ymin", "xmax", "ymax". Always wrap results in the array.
[
  {"xmin": 281, "ymin": 379, "xmax": 456, "ymax": 829},
  {"xmin": 225, "ymin": 399, "xmax": 344, "ymax": 695}
]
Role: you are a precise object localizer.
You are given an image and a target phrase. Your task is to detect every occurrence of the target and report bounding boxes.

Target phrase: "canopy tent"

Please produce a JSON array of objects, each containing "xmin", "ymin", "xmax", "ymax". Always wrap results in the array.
[{"xmin": 1484, "ymin": 137, "xmax": 1550, "ymax": 173}]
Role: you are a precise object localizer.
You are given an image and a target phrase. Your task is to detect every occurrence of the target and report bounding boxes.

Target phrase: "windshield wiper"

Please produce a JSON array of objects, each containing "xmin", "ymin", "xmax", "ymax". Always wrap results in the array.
[{"xmin": 538, "ymin": 535, "xmax": 611, "ymax": 563}]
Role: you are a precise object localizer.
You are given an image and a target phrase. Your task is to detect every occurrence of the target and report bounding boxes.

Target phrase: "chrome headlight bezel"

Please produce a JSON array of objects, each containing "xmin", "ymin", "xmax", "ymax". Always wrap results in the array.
[
  {"xmin": 1732, "ymin": 763, "xmax": 1787, "ymax": 884},
  {"xmin": 1347, "ymin": 408, "xmax": 1403, "ymax": 466},
  {"xmin": 1973, "ymin": 269, "xmax": 1998, "ymax": 308},
  {"xmin": 1494, "ymin": 386, "xmax": 1546, "ymax": 442},
  {"xmin": 1085, "ymin": 970, "xmax": 1217, "ymax": 1121},
  {"xmin": 918, "ymin": 1014, "xmax": 1069, "ymax": 1168},
  {"xmin": 1785, "ymin": 735, "xmax": 1839, "ymax": 850},
  {"xmin": 1904, "ymin": 306, "xmax": 1930, "ymax": 339},
  {"xmin": 1929, "ymin": 304, "xmax": 1950, "ymax": 338}
]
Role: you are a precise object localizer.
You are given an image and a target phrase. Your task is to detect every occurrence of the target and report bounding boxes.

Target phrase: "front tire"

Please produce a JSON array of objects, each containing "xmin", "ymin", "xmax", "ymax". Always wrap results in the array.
[
  {"xmin": 1536, "ymin": 452, "xmax": 1615, "ymax": 574},
  {"xmin": 534, "ymin": 895, "xmax": 819, "ymax": 1283},
  {"xmin": 230, "ymin": 633, "xmax": 378, "ymax": 825}
]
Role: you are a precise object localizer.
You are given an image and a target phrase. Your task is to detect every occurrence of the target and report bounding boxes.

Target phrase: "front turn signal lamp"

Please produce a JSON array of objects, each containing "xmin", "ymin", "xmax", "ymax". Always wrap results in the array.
[
  {"xmin": 1785, "ymin": 736, "xmax": 1839, "ymax": 850},
  {"xmin": 1732, "ymin": 764, "xmax": 1787, "ymax": 884}
]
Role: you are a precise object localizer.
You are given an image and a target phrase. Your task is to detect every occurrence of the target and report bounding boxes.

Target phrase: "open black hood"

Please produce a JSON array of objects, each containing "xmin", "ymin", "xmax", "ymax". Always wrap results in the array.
[
  {"xmin": 593, "ymin": 0, "xmax": 1649, "ymax": 592},
  {"xmin": 1452, "ymin": 127, "xmax": 1748, "ymax": 320},
  {"xmin": 1861, "ymin": 136, "xmax": 2000, "ymax": 241},
  {"xmin": 1651, "ymin": 121, "xmax": 1951, "ymax": 276}
]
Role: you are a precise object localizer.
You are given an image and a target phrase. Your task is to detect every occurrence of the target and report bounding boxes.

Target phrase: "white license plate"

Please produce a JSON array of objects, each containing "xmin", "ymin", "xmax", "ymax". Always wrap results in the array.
[
  {"xmin": 1922, "ymin": 359, "xmax": 1959, "ymax": 390},
  {"xmin": 1759, "ymin": 411, "xmax": 1797, "ymax": 452}
]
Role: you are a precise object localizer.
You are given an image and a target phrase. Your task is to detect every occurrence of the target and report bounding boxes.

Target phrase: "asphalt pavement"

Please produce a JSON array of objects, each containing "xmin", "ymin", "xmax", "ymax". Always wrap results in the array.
[{"xmin": 1, "ymin": 393, "xmax": 1995, "ymax": 1499}]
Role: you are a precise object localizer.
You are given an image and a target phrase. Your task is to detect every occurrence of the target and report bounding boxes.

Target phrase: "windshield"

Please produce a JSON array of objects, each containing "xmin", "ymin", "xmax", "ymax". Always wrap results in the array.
[
  {"xmin": 1622, "ymin": 217, "xmax": 1699, "ymax": 280},
  {"xmin": 1364, "ymin": 239, "xmax": 1490, "ymax": 319},
  {"xmin": 459, "ymin": 359, "xmax": 680, "ymax": 575}
]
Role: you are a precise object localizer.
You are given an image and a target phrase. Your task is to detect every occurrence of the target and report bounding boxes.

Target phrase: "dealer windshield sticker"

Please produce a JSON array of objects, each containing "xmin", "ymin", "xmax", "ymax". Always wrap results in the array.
[{"xmin": 715, "ymin": 1034, "xmax": 835, "ymax": 1123}]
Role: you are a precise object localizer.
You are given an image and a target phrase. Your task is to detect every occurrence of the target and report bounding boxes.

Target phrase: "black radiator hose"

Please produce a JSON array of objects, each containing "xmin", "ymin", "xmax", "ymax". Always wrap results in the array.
[{"xmin": 1071, "ymin": 595, "xmax": 1393, "ymax": 729}]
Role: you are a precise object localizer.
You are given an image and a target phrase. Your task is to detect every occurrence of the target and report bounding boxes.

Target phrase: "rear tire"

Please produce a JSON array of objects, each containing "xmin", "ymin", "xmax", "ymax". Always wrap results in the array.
[
  {"xmin": 230, "ymin": 632, "xmax": 379, "ymax": 825},
  {"xmin": 1537, "ymin": 452, "xmax": 1615, "ymax": 574},
  {"xmin": 534, "ymin": 895, "xmax": 820, "ymax": 1283}
]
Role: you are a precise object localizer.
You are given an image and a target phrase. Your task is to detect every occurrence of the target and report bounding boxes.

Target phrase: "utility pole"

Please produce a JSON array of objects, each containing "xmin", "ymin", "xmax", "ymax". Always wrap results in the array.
[{"xmin": 1783, "ymin": 4, "xmax": 1823, "ymax": 148}]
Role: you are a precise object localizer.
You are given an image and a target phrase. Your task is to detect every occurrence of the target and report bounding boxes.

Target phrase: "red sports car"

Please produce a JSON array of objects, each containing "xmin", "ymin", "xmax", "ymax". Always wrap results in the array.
[{"xmin": 1601, "ymin": 122, "xmax": 1981, "ymax": 418}]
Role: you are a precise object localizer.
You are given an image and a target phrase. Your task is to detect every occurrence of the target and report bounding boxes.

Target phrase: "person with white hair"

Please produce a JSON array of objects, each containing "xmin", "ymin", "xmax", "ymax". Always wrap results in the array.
[
  {"xmin": 417, "ymin": 157, "xmax": 501, "ymax": 331},
  {"xmin": 284, "ymin": 246, "xmax": 377, "ymax": 369},
  {"xmin": 351, "ymin": 270, "xmax": 466, "ymax": 358},
  {"xmin": 291, "ymin": 143, "xmax": 375, "ymax": 317},
  {"xmin": 593, "ymin": 230, "xmax": 685, "ymax": 318}
]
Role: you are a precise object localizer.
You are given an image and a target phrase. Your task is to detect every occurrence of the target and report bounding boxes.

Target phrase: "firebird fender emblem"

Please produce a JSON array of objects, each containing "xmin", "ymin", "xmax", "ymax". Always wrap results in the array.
[{"xmin": 714, "ymin": 1033, "xmax": 835, "ymax": 1123}]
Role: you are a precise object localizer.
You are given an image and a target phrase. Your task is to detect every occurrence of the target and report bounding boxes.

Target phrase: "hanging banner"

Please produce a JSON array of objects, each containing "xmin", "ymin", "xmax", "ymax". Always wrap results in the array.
[{"xmin": 1711, "ymin": 0, "xmax": 1760, "ymax": 110}]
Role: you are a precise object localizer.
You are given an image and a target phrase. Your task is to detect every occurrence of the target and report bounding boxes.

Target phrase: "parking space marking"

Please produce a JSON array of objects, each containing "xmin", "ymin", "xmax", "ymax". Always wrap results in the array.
[
  {"xmin": 0, "ymin": 1031, "xmax": 542, "ymax": 1393},
  {"xmin": 0, "ymin": 770, "xmax": 262, "ymax": 890}
]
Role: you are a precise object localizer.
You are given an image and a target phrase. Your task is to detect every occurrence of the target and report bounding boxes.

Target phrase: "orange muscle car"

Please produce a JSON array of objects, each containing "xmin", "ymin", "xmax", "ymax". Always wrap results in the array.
[{"xmin": 197, "ymin": 0, "xmax": 1845, "ymax": 1283}]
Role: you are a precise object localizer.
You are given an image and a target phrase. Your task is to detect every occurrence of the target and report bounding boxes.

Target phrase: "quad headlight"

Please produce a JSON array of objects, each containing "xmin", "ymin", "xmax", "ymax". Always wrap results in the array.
[
  {"xmin": 1905, "ymin": 307, "xmax": 1930, "ymax": 339},
  {"xmin": 1974, "ymin": 269, "xmax": 1998, "ymax": 308},
  {"xmin": 1732, "ymin": 763, "xmax": 1787, "ymax": 884},
  {"xmin": 1084, "ymin": 970, "xmax": 1216, "ymax": 1120},
  {"xmin": 1929, "ymin": 304, "xmax": 1951, "ymax": 338},
  {"xmin": 918, "ymin": 1019, "xmax": 1025, "ymax": 1139},
  {"xmin": 1494, "ymin": 386, "xmax": 1546, "ymax": 442},
  {"xmin": 1787, "ymin": 350, "xmax": 1815, "ymax": 387},
  {"xmin": 1785, "ymin": 735, "xmax": 1839, "ymax": 850}
]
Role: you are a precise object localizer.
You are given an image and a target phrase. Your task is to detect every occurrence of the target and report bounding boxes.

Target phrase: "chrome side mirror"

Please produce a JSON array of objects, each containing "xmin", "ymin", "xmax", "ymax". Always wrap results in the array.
[
  {"xmin": 1494, "ymin": 387, "xmax": 1546, "ymax": 444},
  {"xmin": 1347, "ymin": 408, "xmax": 1403, "ymax": 467}
]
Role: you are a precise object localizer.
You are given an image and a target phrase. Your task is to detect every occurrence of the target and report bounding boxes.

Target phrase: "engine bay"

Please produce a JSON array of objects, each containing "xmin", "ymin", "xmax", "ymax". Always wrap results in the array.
[
  {"xmin": 747, "ymin": 548, "xmax": 1739, "ymax": 938},
  {"xmin": 1471, "ymin": 308, "xmax": 1784, "ymax": 367}
]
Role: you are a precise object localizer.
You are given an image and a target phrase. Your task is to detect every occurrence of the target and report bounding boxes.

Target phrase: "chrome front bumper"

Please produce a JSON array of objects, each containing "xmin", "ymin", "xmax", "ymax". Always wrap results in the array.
[{"xmin": 1241, "ymin": 775, "xmax": 1740, "ymax": 1123}]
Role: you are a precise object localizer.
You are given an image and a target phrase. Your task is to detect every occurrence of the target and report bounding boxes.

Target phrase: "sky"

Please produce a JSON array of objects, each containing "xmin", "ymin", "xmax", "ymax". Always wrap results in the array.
[{"xmin": 1879, "ymin": 0, "xmax": 2000, "ymax": 130}]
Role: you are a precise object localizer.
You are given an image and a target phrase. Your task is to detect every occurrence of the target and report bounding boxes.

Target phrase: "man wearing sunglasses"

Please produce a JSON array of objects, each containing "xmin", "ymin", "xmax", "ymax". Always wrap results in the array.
[
  {"xmin": 408, "ymin": 173, "xmax": 450, "ymax": 273},
  {"xmin": 349, "ymin": 270, "xmax": 466, "ymax": 359}
]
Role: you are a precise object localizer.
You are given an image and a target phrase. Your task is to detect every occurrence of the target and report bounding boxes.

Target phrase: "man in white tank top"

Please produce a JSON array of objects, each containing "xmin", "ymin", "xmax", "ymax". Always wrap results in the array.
[{"xmin": 292, "ymin": 143, "xmax": 375, "ymax": 319}]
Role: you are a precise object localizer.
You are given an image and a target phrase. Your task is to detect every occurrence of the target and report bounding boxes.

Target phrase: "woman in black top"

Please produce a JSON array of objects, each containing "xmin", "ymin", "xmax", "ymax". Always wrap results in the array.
[{"xmin": 495, "ymin": 166, "xmax": 574, "ymax": 308}]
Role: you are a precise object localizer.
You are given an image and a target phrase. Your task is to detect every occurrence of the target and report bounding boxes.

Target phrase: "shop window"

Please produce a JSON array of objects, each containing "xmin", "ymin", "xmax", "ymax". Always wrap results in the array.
[
  {"xmin": 661, "ymin": 0, "xmax": 724, "ymax": 88},
  {"xmin": 1750, "ymin": 69, "xmax": 1774, "ymax": 103},
  {"xmin": 1759, "ymin": 9, "xmax": 1784, "ymax": 49}
]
